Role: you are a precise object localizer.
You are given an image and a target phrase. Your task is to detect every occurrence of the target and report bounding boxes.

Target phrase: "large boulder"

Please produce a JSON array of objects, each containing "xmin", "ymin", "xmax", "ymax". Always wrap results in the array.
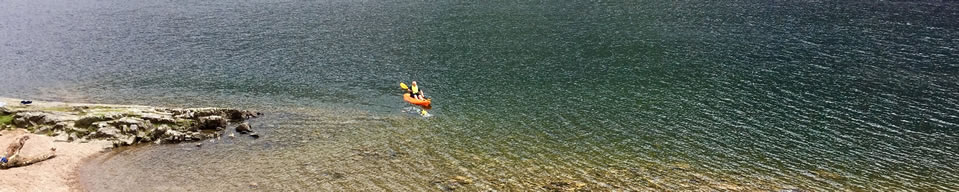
[
  {"xmin": 113, "ymin": 135, "xmax": 136, "ymax": 146},
  {"xmin": 92, "ymin": 123, "xmax": 122, "ymax": 139},
  {"xmin": 150, "ymin": 125, "xmax": 169, "ymax": 140},
  {"xmin": 195, "ymin": 116, "xmax": 227, "ymax": 130},
  {"xmin": 235, "ymin": 122, "xmax": 252, "ymax": 133},
  {"xmin": 161, "ymin": 130, "xmax": 186, "ymax": 142},
  {"xmin": 12, "ymin": 112, "xmax": 48, "ymax": 127}
]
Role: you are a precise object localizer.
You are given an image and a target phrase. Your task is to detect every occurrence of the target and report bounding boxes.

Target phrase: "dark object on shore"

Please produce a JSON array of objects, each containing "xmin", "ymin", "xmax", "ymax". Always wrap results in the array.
[{"xmin": 20, "ymin": 100, "xmax": 32, "ymax": 105}]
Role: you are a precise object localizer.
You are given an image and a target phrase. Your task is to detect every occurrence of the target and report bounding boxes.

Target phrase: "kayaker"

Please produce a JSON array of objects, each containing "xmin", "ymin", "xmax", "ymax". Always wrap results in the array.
[{"xmin": 410, "ymin": 81, "xmax": 425, "ymax": 100}]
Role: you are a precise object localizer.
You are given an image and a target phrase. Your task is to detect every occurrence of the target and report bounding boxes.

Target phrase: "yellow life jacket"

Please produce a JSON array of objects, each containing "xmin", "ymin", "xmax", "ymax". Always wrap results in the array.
[{"xmin": 411, "ymin": 85, "xmax": 419, "ymax": 94}]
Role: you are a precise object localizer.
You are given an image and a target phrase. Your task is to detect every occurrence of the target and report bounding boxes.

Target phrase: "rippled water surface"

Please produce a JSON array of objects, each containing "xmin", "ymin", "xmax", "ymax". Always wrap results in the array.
[{"xmin": 2, "ymin": 0, "xmax": 959, "ymax": 191}]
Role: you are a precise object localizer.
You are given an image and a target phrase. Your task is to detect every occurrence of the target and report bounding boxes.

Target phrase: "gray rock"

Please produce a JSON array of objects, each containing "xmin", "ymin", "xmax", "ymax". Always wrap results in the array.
[
  {"xmin": 159, "ymin": 130, "xmax": 186, "ymax": 143},
  {"xmin": 13, "ymin": 117, "xmax": 30, "ymax": 127},
  {"xmin": 53, "ymin": 122, "xmax": 71, "ymax": 131},
  {"xmin": 68, "ymin": 126, "xmax": 91, "ymax": 135},
  {"xmin": 141, "ymin": 113, "xmax": 175, "ymax": 124},
  {"xmin": 54, "ymin": 131, "xmax": 72, "ymax": 141},
  {"xmin": 13, "ymin": 112, "xmax": 48, "ymax": 127},
  {"xmin": 111, "ymin": 117, "xmax": 143, "ymax": 126},
  {"xmin": 134, "ymin": 129, "xmax": 151, "ymax": 142},
  {"xmin": 174, "ymin": 111, "xmax": 194, "ymax": 119},
  {"xmin": 141, "ymin": 123, "xmax": 157, "ymax": 134},
  {"xmin": 40, "ymin": 113, "xmax": 80, "ymax": 125},
  {"xmin": 36, "ymin": 125, "xmax": 55, "ymax": 133},
  {"xmin": 94, "ymin": 126, "xmax": 122, "ymax": 139},
  {"xmin": 190, "ymin": 132, "xmax": 208, "ymax": 140},
  {"xmin": 129, "ymin": 124, "xmax": 140, "ymax": 134},
  {"xmin": 0, "ymin": 106, "xmax": 10, "ymax": 115},
  {"xmin": 75, "ymin": 113, "xmax": 122, "ymax": 128},
  {"xmin": 235, "ymin": 122, "xmax": 252, "ymax": 133},
  {"xmin": 196, "ymin": 116, "xmax": 227, "ymax": 130},
  {"xmin": 151, "ymin": 125, "xmax": 169, "ymax": 140},
  {"xmin": 116, "ymin": 135, "xmax": 136, "ymax": 146}
]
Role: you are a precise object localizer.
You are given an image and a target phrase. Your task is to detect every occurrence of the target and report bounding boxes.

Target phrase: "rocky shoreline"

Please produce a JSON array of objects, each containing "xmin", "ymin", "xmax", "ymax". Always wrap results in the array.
[
  {"xmin": 0, "ymin": 97, "xmax": 262, "ymax": 191},
  {"xmin": 0, "ymin": 98, "xmax": 260, "ymax": 147}
]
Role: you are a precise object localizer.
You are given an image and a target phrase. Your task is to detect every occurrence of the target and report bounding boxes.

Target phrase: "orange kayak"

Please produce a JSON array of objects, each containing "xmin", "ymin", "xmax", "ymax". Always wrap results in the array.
[{"xmin": 403, "ymin": 93, "xmax": 431, "ymax": 108}]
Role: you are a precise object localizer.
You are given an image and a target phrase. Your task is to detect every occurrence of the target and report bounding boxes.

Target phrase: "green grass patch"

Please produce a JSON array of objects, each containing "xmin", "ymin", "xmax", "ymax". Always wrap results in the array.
[
  {"xmin": 0, "ymin": 114, "xmax": 13, "ymax": 126},
  {"xmin": 38, "ymin": 106, "xmax": 74, "ymax": 112},
  {"xmin": 93, "ymin": 108, "xmax": 127, "ymax": 113}
]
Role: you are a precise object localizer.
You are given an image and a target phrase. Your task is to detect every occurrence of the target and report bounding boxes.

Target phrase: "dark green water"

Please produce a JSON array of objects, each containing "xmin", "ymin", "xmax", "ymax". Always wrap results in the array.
[{"xmin": 2, "ymin": 0, "xmax": 958, "ymax": 191}]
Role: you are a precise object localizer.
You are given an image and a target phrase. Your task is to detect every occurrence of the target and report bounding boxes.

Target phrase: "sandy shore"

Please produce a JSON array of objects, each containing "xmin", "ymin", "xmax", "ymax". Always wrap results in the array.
[{"xmin": 0, "ymin": 129, "xmax": 112, "ymax": 192}]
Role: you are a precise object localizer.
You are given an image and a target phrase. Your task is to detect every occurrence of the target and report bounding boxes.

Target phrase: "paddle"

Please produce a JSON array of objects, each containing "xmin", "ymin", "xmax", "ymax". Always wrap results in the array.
[{"xmin": 400, "ymin": 82, "xmax": 409, "ymax": 90}]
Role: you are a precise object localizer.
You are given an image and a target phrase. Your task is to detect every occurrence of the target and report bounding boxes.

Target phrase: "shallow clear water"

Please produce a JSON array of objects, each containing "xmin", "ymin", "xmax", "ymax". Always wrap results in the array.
[{"xmin": 2, "ymin": 0, "xmax": 958, "ymax": 191}]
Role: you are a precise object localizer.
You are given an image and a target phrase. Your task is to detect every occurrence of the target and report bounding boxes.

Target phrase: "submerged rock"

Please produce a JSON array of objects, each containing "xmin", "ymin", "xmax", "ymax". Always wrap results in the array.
[
  {"xmin": 777, "ymin": 187, "xmax": 807, "ymax": 192},
  {"xmin": 430, "ymin": 176, "xmax": 475, "ymax": 191},
  {"xmin": 235, "ymin": 122, "xmax": 252, "ymax": 133},
  {"xmin": 543, "ymin": 181, "xmax": 587, "ymax": 192},
  {"xmin": 453, "ymin": 176, "xmax": 473, "ymax": 185}
]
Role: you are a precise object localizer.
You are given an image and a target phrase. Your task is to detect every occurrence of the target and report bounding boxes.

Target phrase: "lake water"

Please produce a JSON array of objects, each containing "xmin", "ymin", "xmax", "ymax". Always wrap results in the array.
[{"xmin": 2, "ymin": 0, "xmax": 958, "ymax": 191}]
